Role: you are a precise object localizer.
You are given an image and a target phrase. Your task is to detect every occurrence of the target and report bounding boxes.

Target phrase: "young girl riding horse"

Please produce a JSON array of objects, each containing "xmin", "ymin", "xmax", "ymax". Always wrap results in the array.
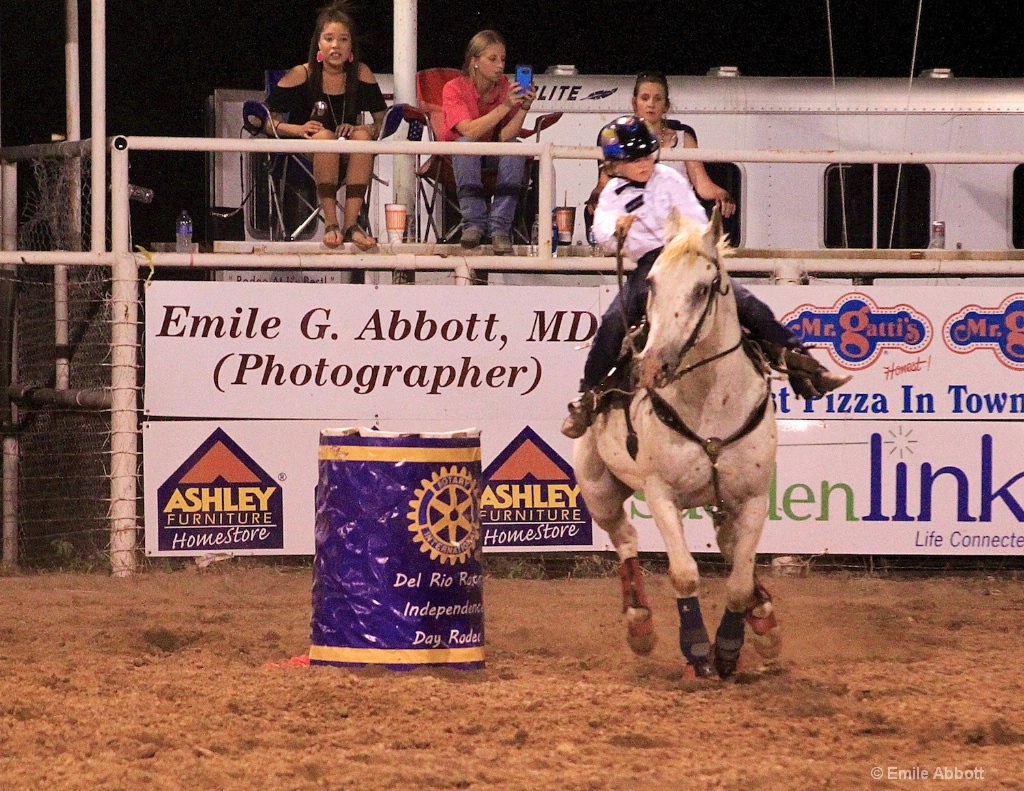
[{"xmin": 561, "ymin": 115, "xmax": 851, "ymax": 438}]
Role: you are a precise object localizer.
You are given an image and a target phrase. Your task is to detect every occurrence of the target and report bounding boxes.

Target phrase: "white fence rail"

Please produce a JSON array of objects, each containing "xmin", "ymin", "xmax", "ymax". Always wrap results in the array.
[{"xmin": 3, "ymin": 134, "xmax": 1024, "ymax": 575}]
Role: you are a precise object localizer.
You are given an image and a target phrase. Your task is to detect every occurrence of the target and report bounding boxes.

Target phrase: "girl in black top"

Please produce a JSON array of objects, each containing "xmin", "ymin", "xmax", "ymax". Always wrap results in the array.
[{"xmin": 267, "ymin": 1, "xmax": 387, "ymax": 250}]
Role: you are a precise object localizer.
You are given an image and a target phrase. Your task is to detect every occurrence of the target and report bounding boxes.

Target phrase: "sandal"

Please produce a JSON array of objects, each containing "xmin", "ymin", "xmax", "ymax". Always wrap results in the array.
[
  {"xmin": 343, "ymin": 224, "xmax": 379, "ymax": 253},
  {"xmin": 323, "ymin": 224, "xmax": 343, "ymax": 249}
]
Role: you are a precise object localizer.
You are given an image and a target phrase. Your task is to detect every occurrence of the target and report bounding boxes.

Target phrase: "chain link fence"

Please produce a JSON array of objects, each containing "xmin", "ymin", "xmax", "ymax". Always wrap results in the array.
[{"xmin": 5, "ymin": 152, "xmax": 120, "ymax": 569}]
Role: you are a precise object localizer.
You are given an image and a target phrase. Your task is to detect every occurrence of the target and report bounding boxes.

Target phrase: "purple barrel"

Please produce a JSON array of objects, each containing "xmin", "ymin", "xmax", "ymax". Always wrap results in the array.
[{"xmin": 310, "ymin": 428, "xmax": 485, "ymax": 669}]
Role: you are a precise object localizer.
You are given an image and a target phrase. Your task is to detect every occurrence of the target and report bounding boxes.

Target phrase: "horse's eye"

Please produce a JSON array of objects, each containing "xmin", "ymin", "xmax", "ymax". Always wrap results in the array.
[{"xmin": 695, "ymin": 284, "xmax": 710, "ymax": 298}]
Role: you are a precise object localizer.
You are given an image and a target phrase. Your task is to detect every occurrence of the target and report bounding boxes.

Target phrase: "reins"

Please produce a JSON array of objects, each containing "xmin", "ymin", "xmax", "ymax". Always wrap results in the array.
[
  {"xmin": 615, "ymin": 227, "xmax": 638, "ymax": 357},
  {"xmin": 652, "ymin": 258, "xmax": 732, "ymax": 388},
  {"xmin": 621, "ymin": 253, "xmax": 772, "ymax": 525}
]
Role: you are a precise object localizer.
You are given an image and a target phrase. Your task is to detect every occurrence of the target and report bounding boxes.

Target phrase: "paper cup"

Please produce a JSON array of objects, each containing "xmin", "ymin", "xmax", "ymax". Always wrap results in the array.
[
  {"xmin": 385, "ymin": 203, "xmax": 407, "ymax": 244},
  {"xmin": 554, "ymin": 206, "xmax": 576, "ymax": 245}
]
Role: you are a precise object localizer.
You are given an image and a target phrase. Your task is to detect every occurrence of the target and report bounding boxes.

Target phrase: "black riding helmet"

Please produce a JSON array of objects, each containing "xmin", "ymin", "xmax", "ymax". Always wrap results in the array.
[{"xmin": 598, "ymin": 115, "xmax": 659, "ymax": 161}]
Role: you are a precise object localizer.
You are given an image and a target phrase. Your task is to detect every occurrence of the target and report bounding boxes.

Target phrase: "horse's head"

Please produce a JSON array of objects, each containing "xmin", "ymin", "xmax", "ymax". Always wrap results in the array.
[{"xmin": 634, "ymin": 206, "xmax": 734, "ymax": 389}]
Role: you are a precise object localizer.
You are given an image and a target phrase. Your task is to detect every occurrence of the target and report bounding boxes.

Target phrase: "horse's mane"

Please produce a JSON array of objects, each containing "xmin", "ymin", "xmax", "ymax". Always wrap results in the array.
[{"xmin": 660, "ymin": 214, "xmax": 733, "ymax": 268}]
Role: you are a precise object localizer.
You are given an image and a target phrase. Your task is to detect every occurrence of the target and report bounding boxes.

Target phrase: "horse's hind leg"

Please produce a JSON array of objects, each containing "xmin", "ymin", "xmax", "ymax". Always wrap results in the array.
[
  {"xmin": 573, "ymin": 439, "xmax": 655, "ymax": 655},
  {"xmin": 745, "ymin": 578, "xmax": 781, "ymax": 659}
]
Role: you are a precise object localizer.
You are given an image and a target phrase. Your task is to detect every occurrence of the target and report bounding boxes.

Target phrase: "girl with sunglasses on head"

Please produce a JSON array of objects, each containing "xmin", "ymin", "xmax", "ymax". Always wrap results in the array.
[{"xmin": 441, "ymin": 29, "xmax": 538, "ymax": 254}]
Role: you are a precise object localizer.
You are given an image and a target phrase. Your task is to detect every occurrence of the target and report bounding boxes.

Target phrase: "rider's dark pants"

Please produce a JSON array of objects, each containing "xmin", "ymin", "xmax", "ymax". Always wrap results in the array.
[{"xmin": 580, "ymin": 246, "xmax": 801, "ymax": 392}]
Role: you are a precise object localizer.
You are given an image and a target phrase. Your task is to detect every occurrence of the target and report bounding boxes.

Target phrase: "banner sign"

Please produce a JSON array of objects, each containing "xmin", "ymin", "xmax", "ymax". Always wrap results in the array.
[
  {"xmin": 146, "ymin": 283, "xmax": 1024, "ymax": 422},
  {"xmin": 143, "ymin": 283, "xmax": 1024, "ymax": 557},
  {"xmin": 144, "ymin": 282, "xmax": 596, "ymax": 420},
  {"xmin": 629, "ymin": 419, "xmax": 1024, "ymax": 555},
  {"xmin": 757, "ymin": 287, "xmax": 1024, "ymax": 420},
  {"xmin": 143, "ymin": 417, "xmax": 1024, "ymax": 557},
  {"xmin": 143, "ymin": 418, "xmax": 592, "ymax": 556}
]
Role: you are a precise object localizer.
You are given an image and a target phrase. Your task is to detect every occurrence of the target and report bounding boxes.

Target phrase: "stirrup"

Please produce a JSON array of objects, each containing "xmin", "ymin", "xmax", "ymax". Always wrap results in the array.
[{"xmin": 780, "ymin": 346, "xmax": 851, "ymax": 399}]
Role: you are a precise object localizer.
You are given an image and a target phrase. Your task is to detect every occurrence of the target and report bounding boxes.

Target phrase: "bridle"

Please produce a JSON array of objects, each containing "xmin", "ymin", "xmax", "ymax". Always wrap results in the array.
[
  {"xmin": 621, "ymin": 242, "xmax": 772, "ymax": 525},
  {"xmin": 645, "ymin": 252, "xmax": 737, "ymax": 389}
]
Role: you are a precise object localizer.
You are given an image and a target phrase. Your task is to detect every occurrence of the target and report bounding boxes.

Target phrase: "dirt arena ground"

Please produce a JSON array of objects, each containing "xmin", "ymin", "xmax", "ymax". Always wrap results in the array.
[{"xmin": 1, "ymin": 563, "xmax": 1022, "ymax": 791}]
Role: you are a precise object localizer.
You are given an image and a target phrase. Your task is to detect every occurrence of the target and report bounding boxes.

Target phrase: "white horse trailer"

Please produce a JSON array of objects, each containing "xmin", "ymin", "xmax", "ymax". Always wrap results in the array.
[{"xmin": 208, "ymin": 71, "xmax": 1024, "ymax": 255}]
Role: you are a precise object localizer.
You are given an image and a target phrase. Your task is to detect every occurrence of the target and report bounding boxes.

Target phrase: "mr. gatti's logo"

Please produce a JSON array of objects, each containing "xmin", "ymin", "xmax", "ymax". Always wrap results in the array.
[
  {"xmin": 480, "ymin": 427, "xmax": 592, "ymax": 548},
  {"xmin": 157, "ymin": 428, "xmax": 283, "ymax": 552},
  {"xmin": 943, "ymin": 294, "xmax": 1024, "ymax": 370},
  {"xmin": 781, "ymin": 293, "xmax": 932, "ymax": 370}
]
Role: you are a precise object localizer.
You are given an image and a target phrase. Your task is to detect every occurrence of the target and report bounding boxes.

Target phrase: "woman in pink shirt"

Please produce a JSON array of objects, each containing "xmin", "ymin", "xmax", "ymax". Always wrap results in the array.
[{"xmin": 441, "ymin": 30, "xmax": 537, "ymax": 254}]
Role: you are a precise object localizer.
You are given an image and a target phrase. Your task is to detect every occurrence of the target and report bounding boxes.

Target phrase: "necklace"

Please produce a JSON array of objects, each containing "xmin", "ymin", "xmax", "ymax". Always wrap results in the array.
[
  {"xmin": 327, "ymin": 95, "xmax": 347, "ymax": 128},
  {"xmin": 321, "ymin": 67, "xmax": 349, "ymax": 129}
]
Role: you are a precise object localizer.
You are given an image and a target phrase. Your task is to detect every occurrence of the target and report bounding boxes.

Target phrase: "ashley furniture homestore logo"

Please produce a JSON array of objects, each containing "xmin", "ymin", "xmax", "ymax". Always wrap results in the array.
[
  {"xmin": 480, "ymin": 427, "xmax": 592, "ymax": 549},
  {"xmin": 156, "ymin": 427, "xmax": 284, "ymax": 552}
]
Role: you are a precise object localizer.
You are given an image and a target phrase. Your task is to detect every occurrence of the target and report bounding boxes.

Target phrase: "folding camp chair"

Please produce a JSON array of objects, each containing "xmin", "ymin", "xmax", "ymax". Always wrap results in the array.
[{"xmin": 240, "ymin": 72, "xmax": 320, "ymax": 241}]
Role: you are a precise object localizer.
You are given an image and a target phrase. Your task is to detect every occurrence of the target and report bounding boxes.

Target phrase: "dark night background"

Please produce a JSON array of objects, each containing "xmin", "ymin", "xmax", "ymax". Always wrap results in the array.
[{"xmin": 0, "ymin": 1, "xmax": 1018, "ymax": 246}]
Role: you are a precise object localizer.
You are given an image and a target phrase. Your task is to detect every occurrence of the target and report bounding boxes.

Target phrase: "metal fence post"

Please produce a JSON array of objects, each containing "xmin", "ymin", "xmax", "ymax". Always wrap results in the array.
[{"xmin": 108, "ymin": 138, "xmax": 138, "ymax": 576}]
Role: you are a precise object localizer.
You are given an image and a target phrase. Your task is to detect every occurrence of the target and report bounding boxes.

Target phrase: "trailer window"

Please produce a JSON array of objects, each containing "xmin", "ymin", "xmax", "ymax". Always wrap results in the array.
[
  {"xmin": 824, "ymin": 164, "xmax": 930, "ymax": 248},
  {"xmin": 699, "ymin": 162, "xmax": 742, "ymax": 245},
  {"xmin": 1012, "ymin": 165, "xmax": 1024, "ymax": 248}
]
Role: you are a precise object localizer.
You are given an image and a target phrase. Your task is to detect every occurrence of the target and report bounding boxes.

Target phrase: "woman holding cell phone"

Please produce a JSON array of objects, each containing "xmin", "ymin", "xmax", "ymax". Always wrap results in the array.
[{"xmin": 441, "ymin": 29, "xmax": 537, "ymax": 254}]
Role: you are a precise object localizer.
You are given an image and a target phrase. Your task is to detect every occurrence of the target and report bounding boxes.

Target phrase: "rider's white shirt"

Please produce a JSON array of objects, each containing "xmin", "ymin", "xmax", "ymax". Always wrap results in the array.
[{"xmin": 593, "ymin": 163, "xmax": 709, "ymax": 261}]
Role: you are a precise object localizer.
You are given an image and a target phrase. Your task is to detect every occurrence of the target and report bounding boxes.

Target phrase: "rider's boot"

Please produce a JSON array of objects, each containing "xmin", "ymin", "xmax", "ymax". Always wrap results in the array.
[
  {"xmin": 778, "ymin": 344, "xmax": 852, "ymax": 399},
  {"xmin": 561, "ymin": 391, "xmax": 598, "ymax": 439}
]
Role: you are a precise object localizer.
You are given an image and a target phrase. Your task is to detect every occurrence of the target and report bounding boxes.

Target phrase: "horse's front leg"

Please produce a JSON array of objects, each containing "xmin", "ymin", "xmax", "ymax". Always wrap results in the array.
[
  {"xmin": 644, "ymin": 478, "xmax": 714, "ymax": 678},
  {"xmin": 574, "ymin": 436, "xmax": 656, "ymax": 655},
  {"xmin": 713, "ymin": 494, "xmax": 780, "ymax": 678},
  {"xmin": 600, "ymin": 500, "xmax": 657, "ymax": 657}
]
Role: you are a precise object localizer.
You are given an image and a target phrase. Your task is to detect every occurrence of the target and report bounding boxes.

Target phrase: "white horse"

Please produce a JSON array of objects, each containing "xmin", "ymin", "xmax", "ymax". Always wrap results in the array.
[{"xmin": 573, "ymin": 207, "xmax": 781, "ymax": 678}]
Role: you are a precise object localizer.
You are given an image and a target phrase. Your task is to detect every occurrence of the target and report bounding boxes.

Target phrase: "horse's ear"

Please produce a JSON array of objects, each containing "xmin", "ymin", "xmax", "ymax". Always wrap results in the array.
[
  {"xmin": 703, "ymin": 205, "xmax": 723, "ymax": 247},
  {"xmin": 665, "ymin": 207, "xmax": 683, "ymax": 243}
]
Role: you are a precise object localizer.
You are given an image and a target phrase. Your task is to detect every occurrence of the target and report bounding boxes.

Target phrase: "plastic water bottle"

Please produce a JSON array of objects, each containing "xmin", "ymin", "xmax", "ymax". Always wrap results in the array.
[
  {"xmin": 530, "ymin": 219, "xmax": 539, "ymax": 255},
  {"xmin": 175, "ymin": 210, "xmax": 193, "ymax": 253}
]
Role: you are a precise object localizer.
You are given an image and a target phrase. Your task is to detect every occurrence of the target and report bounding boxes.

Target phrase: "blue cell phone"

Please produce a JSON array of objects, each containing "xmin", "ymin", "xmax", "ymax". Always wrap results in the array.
[{"xmin": 516, "ymin": 65, "xmax": 532, "ymax": 93}]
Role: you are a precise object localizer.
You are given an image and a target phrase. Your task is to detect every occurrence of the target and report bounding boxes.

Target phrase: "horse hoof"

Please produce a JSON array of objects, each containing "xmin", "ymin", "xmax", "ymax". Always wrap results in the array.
[
  {"xmin": 713, "ymin": 650, "xmax": 740, "ymax": 679},
  {"xmin": 625, "ymin": 607, "xmax": 657, "ymax": 655},
  {"xmin": 749, "ymin": 628, "xmax": 782, "ymax": 659},
  {"xmin": 691, "ymin": 659, "xmax": 716, "ymax": 679},
  {"xmin": 745, "ymin": 602, "xmax": 777, "ymax": 636}
]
